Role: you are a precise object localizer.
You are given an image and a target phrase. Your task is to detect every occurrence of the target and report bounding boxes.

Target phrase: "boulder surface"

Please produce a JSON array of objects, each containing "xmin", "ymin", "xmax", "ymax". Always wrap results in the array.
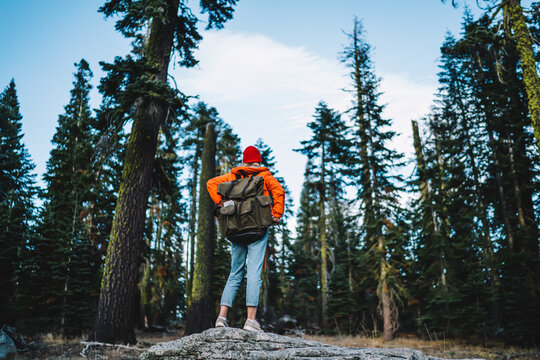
[{"xmin": 140, "ymin": 327, "xmax": 459, "ymax": 360}]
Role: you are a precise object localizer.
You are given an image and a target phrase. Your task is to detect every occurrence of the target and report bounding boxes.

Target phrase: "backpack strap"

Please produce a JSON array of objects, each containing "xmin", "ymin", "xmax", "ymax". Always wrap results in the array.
[
  {"xmin": 225, "ymin": 171, "xmax": 261, "ymax": 198},
  {"xmin": 240, "ymin": 174, "xmax": 258, "ymax": 198},
  {"xmin": 224, "ymin": 178, "xmax": 239, "ymax": 198}
]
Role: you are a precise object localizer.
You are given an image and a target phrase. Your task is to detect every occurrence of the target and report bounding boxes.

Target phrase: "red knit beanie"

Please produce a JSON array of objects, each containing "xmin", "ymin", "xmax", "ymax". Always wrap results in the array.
[{"xmin": 243, "ymin": 146, "xmax": 262, "ymax": 164}]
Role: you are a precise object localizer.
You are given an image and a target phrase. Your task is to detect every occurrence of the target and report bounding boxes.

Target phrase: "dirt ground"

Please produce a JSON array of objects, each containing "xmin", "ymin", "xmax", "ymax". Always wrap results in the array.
[{"xmin": 5, "ymin": 329, "xmax": 539, "ymax": 359}]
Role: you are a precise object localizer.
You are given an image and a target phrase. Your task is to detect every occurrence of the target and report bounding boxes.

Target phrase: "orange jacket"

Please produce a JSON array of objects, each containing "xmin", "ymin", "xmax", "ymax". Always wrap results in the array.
[{"xmin": 207, "ymin": 166, "xmax": 285, "ymax": 218}]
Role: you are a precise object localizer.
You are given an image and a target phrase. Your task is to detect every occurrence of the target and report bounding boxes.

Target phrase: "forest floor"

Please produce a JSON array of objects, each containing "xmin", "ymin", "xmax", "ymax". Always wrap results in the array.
[{"xmin": 6, "ymin": 329, "xmax": 539, "ymax": 359}]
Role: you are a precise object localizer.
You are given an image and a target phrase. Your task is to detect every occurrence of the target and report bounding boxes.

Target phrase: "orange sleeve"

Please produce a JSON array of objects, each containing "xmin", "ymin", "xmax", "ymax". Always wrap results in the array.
[
  {"xmin": 264, "ymin": 172, "xmax": 285, "ymax": 218},
  {"xmin": 206, "ymin": 173, "xmax": 235, "ymax": 205}
]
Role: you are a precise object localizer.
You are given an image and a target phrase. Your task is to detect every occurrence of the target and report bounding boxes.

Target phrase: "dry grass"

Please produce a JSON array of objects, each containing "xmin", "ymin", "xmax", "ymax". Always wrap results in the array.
[
  {"xmin": 302, "ymin": 334, "xmax": 539, "ymax": 359},
  {"xmin": 8, "ymin": 330, "xmax": 183, "ymax": 360}
]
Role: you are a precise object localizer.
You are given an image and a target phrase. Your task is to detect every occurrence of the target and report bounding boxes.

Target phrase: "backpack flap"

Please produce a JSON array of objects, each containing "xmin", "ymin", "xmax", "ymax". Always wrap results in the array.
[
  {"xmin": 256, "ymin": 195, "xmax": 273, "ymax": 207},
  {"xmin": 220, "ymin": 201, "xmax": 236, "ymax": 216},
  {"xmin": 217, "ymin": 181, "xmax": 236, "ymax": 198},
  {"xmin": 226, "ymin": 176, "xmax": 264, "ymax": 199}
]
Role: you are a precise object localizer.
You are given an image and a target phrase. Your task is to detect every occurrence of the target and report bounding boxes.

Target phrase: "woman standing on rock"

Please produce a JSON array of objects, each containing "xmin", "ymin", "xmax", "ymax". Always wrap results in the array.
[{"xmin": 206, "ymin": 145, "xmax": 285, "ymax": 332}]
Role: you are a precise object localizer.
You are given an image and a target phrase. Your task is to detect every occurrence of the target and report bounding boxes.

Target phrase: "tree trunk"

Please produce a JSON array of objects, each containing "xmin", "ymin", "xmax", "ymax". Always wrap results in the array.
[
  {"xmin": 89, "ymin": 0, "xmax": 179, "ymax": 344},
  {"xmin": 504, "ymin": 0, "xmax": 540, "ymax": 154},
  {"xmin": 186, "ymin": 143, "xmax": 202, "ymax": 308},
  {"xmin": 378, "ymin": 237, "xmax": 392, "ymax": 341},
  {"xmin": 319, "ymin": 144, "xmax": 328, "ymax": 328},
  {"xmin": 507, "ymin": 139, "xmax": 539, "ymax": 256},
  {"xmin": 186, "ymin": 123, "xmax": 216, "ymax": 335},
  {"xmin": 89, "ymin": 104, "xmax": 162, "ymax": 344},
  {"xmin": 411, "ymin": 120, "xmax": 436, "ymax": 223},
  {"xmin": 486, "ymin": 127, "xmax": 516, "ymax": 249}
]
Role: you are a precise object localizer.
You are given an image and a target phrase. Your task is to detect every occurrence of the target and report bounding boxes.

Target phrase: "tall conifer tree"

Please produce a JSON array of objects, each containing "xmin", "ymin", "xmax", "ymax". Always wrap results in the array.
[
  {"xmin": 444, "ymin": 0, "xmax": 540, "ymax": 152},
  {"xmin": 0, "ymin": 80, "xmax": 36, "ymax": 327},
  {"xmin": 341, "ymin": 19, "xmax": 408, "ymax": 340},
  {"xmin": 35, "ymin": 60, "xmax": 98, "ymax": 335},
  {"xmin": 295, "ymin": 102, "xmax": 350, "ymax": 328},
  {"xmin": 290, "ymin": 160, "xmax": 321, "ymax": 328},
  {"xmin": 91, "ymin": 0, "xmax": 238, "ymax": 343}
]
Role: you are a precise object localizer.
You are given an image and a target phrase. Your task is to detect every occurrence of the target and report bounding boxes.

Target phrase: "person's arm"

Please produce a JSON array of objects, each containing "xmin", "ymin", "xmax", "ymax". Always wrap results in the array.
[
  {"xmin": 207, "ymin": 173, "xmax": 234, "ymax": 205},
  {"xmin": 264, "ymin": 173, "xmax": 285, "ymax": 220}
]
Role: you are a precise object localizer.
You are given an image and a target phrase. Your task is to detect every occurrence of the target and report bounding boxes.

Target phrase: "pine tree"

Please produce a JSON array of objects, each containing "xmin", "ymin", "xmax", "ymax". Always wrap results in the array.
[
  {"xmin": 326, "ymin": 195, "xmax": 357, "ymax": 334},
  {"xmin": 444, "ymin": 0, "xmax": 540, "ymax": 153},
  {"xmin": 0, "ymin": 80, "xmax": 37, "ymax": 327},
  {"xmin": 289, "ymin": 160, "xmax": 321, "ymax": 328},
  {"xmin": 411, "ymin": 11, "xmax": 540, "ymax": 342},
  {"xmin": 186, "ymin": 122, "xmax": 217, "ymax": 334},
  {"xmin": 183, "ymin": 103, "xmax": 218, "ymax": 308},
  {"xmin": 181, "ymin": 103, "xmax": 241, "ymax": 319},
  {"xmin": 341, "ymin": 18, "xmax": 408, "ymax": 340},
  {"xmin": 91, "ymin": 0, "xmax": 238, "ymax": 343},
  {"xmin": 29, "ymin": 60, "xmax": 98, "ymax": 335},
  {"xmin": 457, "ymin": 15, "xmax": 540, "ymax": 344},
  {"xmin": 295, "ymin": 102, "xmax": 350, "ymax": 329}
]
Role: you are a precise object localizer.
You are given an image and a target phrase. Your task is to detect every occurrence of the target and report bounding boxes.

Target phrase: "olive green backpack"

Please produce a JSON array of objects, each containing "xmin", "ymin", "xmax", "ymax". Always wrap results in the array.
[{"xmin": 217, "ymin": 171, "xmax": 274, "ymax": 245}]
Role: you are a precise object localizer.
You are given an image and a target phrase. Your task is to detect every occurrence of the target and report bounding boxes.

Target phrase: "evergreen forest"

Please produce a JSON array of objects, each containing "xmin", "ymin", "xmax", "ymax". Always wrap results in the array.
[{"xmin": 1, "ymin": 0, "xmax": 539, "ymax": 348}]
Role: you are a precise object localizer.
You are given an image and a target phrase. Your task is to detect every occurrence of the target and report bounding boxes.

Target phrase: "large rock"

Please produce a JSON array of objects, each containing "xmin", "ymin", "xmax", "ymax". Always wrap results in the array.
[{"xmin": 140, "ymin": 328, "xmax": 457, "ymax": 360}]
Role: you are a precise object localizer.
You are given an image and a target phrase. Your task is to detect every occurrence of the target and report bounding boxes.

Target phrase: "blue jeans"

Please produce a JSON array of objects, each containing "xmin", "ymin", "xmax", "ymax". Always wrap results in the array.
[{"xmin": 220, "ymin": 231, "xmax": 268, "ymax": 307}]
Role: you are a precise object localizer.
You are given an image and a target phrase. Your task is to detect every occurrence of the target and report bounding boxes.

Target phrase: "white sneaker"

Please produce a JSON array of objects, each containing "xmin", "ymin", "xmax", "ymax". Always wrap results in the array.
[
  {"xmin": 243, "ymin": 318, "xmax": 263, "ymax": 332},
  {"xmin": 215, "ymin": 316, "xmax": 229, "ymax": 328}
]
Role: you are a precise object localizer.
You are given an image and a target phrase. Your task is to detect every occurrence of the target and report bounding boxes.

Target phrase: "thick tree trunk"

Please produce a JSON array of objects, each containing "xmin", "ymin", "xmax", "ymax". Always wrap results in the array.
[
  {"xmin": 89, "ymin": 0, "xmax": 178, "ymax": 344},
  {"xmin": 505, "ymin": 0, "xmax": 540, "ymax": 154},
  {"xmin": 89, "ymin": 104, "xmax": 162, "ymax": 344},
  {"xmin": 186, "ymin": 123, "xmax": 216, "ymax": 335}
]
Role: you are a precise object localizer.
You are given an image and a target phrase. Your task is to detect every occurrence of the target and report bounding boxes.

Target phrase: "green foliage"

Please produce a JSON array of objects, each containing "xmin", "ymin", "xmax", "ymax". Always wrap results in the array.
[
  {"xmin": 409, "ymin": 11, "xmax": 540, "ymax": 344},
  {"xmin": 295, "ymin": 102, "xmax": 350, "ymax": 191},
  {"xmin": 0, "ymin": 80, "xmax": 37, "ymax": 327},
  {"xmin": 289, "ymin": 161, "xmax": 321, "ymax": 327},
  {"xmin": 19, "ymin": 60, "xmax": 101, "ymax": 335},
  {"xmin": 341, "ymin": 18, "xmax": 408, "ymax": 339},
  {"xmin": 326, "ymin": 199, "xmax": 356, "ymax": 333}
]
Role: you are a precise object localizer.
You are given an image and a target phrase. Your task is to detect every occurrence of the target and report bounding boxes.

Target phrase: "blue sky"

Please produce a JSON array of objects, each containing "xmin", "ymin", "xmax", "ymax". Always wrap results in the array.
[{"xmin": 1, "ymin": 0, "xmax": 533, "ymax": 211}]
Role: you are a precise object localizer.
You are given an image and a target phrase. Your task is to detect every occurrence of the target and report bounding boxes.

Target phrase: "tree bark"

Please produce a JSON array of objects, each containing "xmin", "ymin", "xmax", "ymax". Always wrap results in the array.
[
  {"xmin": 89, "ymin": 0, "xmax": 179, "ymax": 344},
  {"xmin": 89, "ymin": 103, "xmax": 163, "ymax": 344},
  {"xmin": 319, "ymin": 141, "xmax": 328, "ymax": 328},
  {"xmin": 186, "ymin": 123, "xmax": 216, "ymax": 335},
  {"xmin": 504, "ymin": 0, "xmax": 540, "ymax": 154},
  {"xmin": 186, "ymin": 140, "xmax": 202, "ymax": 309},
  {"xmin": 379, "ymin": 247, "xmax": 393, "ymax": 342},
  {"xmin": 411, "ymin": 120, "xmax": 437, "ymax": 227}
]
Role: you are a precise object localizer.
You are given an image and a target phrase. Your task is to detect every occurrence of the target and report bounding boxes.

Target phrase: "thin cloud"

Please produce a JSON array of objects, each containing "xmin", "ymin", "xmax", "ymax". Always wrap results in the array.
[{"xmin": 171, "ymin": 31, "xmax": 437, "ymax": 210}]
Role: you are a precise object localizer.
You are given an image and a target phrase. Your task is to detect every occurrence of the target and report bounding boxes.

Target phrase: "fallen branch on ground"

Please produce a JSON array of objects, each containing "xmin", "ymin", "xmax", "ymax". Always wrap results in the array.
[{"xmin": 79, "ymin": 341, "xmax": 145, "ymax": 357}]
